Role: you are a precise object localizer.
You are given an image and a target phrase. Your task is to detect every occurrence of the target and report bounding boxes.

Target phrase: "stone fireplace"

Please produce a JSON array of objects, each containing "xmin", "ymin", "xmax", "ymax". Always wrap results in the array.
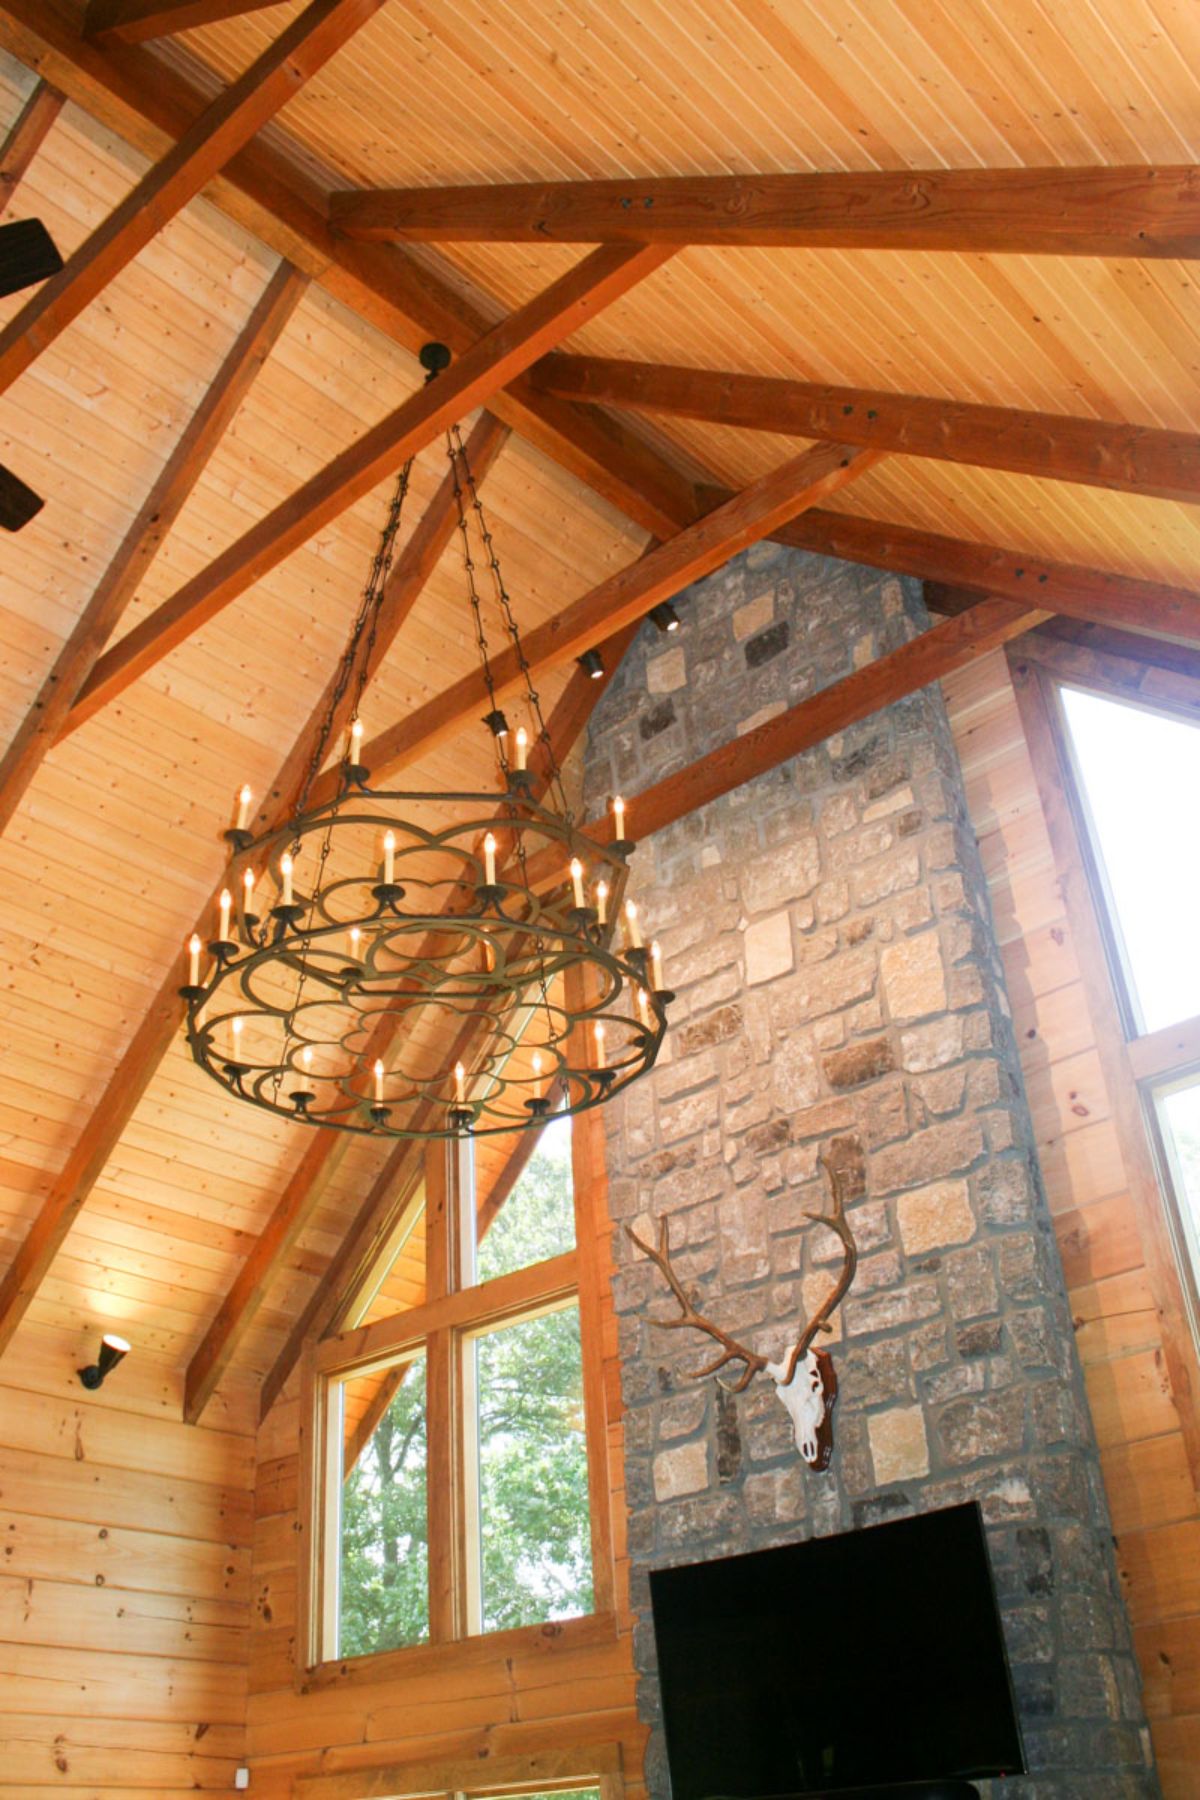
[{"xmin": 583, "ymin": 545, "xmax": 1157, "ymax": 1797}]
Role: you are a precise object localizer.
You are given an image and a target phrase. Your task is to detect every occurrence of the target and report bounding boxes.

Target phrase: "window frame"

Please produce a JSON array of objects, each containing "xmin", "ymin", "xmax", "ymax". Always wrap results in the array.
[
  {"xmin": 298, "ymin": 1090, "xmax": 617, "ymax": 1683},
  {"xmin": 1007, "ymin": 630, "xmax": 1200, "ymax": 1489}
]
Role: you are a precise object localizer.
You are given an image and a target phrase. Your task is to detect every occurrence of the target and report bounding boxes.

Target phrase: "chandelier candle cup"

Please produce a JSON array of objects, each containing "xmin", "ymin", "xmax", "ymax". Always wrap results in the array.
[{"xmin": 178, "ymin": 398, "xmax": 671, "ymax": 1139}]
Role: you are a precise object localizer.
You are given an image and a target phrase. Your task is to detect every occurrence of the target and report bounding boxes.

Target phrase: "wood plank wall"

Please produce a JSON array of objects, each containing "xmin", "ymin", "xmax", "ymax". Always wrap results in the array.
[
  {"xmin": 245, "ymin": 1141, "xmax": 644, "ymax": 1798},
  {"xmin": 942, "ymin": 648, "xmax": 1200, "ymax": 1796},
  {"xmin": 0, "ymin": 1318, "xmax": 254, "ymax": 1797}
]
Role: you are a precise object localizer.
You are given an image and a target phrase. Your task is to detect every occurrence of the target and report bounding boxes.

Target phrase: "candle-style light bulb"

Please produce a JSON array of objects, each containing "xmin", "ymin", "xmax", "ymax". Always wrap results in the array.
[
  {"xmin": 454, "ymin": 1061, "xmax": 466, "ymax": 1104},
  {"xmin": 637, "ymin": 986, "xmax": 651, "ymax": 1027},
  {"xmin": 383, "ymin": 830, "xmax": 396, "ymax": 886},
  {"xmin": 532, "ymin": 1049, "xmax": 544, "ymax": 1099},
  {"xmin": 231, "ymin": 1016, "xmax": 243, "ymax": 1059},
  {"xmin": 187, "ymin": 933, "xmax": 201, "ymax": 986},
  {"xmin": 484, "ymin": 832, "xmax": 497, "ymax": 887},
  {"xmin": 235, "ymin": 784, "xmax": 252, "ymax": 831},
  {"xmin": 218, "ymin": 888, "xmax": 232, "ymax": 941},
  {"xmin": 243, "ymin": 867, "xmax": 255, "ymax": 909},
  {"xmin": 625, "ymin": 897, "xmax": 643, "ymax": 949},
  {"xmin": 348, "ymin": 925, "xmax": 361, "ymax": 961},
  {"xmin": 595, "ymin": 880, "xmax": 608, "ymax": 926},
  {"xmin": 515, "ymin": 725, "xmax": 528, "ymax": 771},
  {"xmin": 650, "ymin": 939, "xmax": 664, "ymax": 991},
  {"xmin": 594, "ymin": 1021, "xmax": 606, "ymax": 1068},
  {"xmin": 350, "ymin": 717, "xmax": 364, "ymax": 761},
  {"xmin": 613, "ymin": 795, "xmax": 626, "ymax": 839},
  {"xmin": 373, "ymin": 1058, "xmax": 384, "ymax": 1103},
  {"xmin": 301, "ymin": 1045, "xmax": 313, "ymax": 1071},
  {"xmin": 280, "ymin": 853, "xmax": 294, "ymax": 906},
  {"xmin": 570, "ymin": 857, "xmax": 585, "ymax": 908}
]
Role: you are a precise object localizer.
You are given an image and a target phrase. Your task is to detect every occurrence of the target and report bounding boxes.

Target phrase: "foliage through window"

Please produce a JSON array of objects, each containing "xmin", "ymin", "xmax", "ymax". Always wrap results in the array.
[{"xmin": 306, "ymin": 1109, "xmax": 605, "ymax": 1670}]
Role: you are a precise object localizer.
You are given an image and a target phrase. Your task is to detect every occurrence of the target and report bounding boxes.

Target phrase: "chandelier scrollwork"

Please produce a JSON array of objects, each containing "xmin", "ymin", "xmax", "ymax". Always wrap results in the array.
[{"xmin": 179, "ymin": 344, "xmax": 672, "ymax": 1138}]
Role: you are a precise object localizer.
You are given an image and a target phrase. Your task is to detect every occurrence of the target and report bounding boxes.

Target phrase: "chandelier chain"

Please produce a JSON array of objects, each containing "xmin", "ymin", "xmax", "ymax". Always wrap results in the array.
[{"xmin": 450, "ymin": 421, "xmax": 573, "ymax": 827}]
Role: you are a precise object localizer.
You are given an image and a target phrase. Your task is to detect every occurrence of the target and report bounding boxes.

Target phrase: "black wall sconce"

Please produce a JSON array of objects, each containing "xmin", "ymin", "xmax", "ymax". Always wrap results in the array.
[{"xmin": 78, "ymin": 1333, "xmax": 130, "ymax": 1390}]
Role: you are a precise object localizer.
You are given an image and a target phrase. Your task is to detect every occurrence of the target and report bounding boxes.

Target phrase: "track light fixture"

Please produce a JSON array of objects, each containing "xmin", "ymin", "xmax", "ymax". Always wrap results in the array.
[
  {"xmin": 649, "ymin": 601, "xmax": 680, "ymax": 633},
  {"xmin": 578, "ymin": 648, "xmax": 605, "ymax": 680},
  {"xmin": 78, "ymin": 1333, "xmax": 130, "ymax": 1390}
]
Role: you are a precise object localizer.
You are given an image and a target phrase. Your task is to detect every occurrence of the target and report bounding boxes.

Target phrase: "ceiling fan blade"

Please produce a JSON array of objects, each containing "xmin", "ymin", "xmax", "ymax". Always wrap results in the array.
[
  {"xmin": 0, "ymin": 218, "xmax": 64, "ymax": 300},
  {"xmin": 0, "ymin": 464, "xmax": 45, "ymax": 532}
]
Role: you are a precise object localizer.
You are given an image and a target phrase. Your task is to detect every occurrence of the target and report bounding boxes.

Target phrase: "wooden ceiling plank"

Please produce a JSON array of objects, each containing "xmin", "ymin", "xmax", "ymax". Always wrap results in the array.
[
  {"xmin": 0, "ymin": 260, "xmax": 308, "ymax": 838},
  {"xmin": 535, "ymin": 355, "xmax": 1200, "ymax": 506},
  {"xmin": 0, "ymin": 5, "xmax": 701, "ymax": 542},
  {"xmin": 85, "ymin": 0, "xmax": 284, "ymax": 46},
  {"xmin": 61, "ymin": 243, "xmax": 672, "ymax": 736},
  {"xmin": 350, "ymin": 443, "xmax": 881, "ymax": 788},
  {"xmin": 764, "ymin": 507, "xmax": 1200, "ymax": 643},
  {"xmin": 255, "ymin": 620, "xmax": 641, "ymax": 1424},
  {"xmin": 0, "ymin": 420, "xmax": 509, "ymax": 1364},
  {"xmin": 612, "ymin": 598, "xmax": 1048, "ymax": 846},
  {"xmin": 0, "ymin": 79, "xmax": 65, "ymax": 209},
  {"xmin": 0, "ymin": 0, "xmax": 386, "ymax": 397},
  {"xmin": 329, "ymin": 167, "xmax": 1200, "ymax": 257}
]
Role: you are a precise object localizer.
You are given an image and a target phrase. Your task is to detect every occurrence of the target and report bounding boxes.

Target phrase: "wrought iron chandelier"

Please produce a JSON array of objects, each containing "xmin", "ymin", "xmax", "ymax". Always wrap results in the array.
[{"xmin": 179, "ymin": 346, "xmax": 672, "ymax": 1139}]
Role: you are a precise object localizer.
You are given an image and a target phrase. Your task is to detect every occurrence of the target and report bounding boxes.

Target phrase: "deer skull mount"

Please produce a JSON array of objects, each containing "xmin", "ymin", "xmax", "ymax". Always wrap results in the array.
[{"xmin": 626, "ymin": 1134, "xmax": 863, "ymax": 1473}]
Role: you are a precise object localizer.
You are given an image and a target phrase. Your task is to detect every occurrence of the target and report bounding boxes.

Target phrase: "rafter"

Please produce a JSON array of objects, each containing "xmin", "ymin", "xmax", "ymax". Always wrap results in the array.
[
  {"xmin": 60, "ymin": 242, "xmax": 670, "ymax": 736},
  {"xmin": 0, "ymin": 414, "xmax": 508, "ymax": 1362},
  {"xmin": 330, "ymin": 167, "xmax": 1200, "ymax": 257},
  {"xmin": 0, "ymin": 260, "xmax": 307, "ymax": 837},
  {"xmin": 0, "ymin": 79, "xmax": 64, "ymax": 209},
  {"xmin": 600, "ymin": 598, "xmax": 1047, "ymax": 844},
  {"xmin": 347, "ymin": 443, "xmax": 881, "ymax": 791},
  {"xmin": 535, "ymin": 355, "xmax": 1200, "ymax": 507},
  {"xmin": 765, "ymin": 508, "xmax": 1200, "ymax": 644},
  {"xmin": 85, "ymin": 0, "xmax": 282, "ymax": 44},
  {"xmin": 0, "ymin": 3, "xmax": 700, "ymax": 541},
  {"xmin": 0, "ymin": 0, "xmax": 384, "ymax": 396},
  {"xmin": 255, "ymin": 621, "xmax": 641, "ymax": 1423}
]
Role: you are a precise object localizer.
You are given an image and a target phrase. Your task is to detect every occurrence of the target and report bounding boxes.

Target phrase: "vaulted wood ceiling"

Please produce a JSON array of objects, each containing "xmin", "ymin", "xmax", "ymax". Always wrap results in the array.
[{"xmin": 1, "ymin": 0, "xmax": 1198, "ymax": 1433}]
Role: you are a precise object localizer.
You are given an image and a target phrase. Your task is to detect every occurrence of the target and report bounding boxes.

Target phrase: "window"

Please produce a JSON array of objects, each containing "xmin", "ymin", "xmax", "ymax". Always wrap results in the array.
[
  {"xmin": 301, "ymin": 1112, "xmax": 612, "ymax": 1674},
  {"xmin": 1055, "ymin": 676, "xmax": 1200, "ymax": 1347}
]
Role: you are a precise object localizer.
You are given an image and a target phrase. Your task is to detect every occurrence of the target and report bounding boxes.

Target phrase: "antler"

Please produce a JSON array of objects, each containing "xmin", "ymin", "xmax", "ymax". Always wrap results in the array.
[
  {"xmin": 777, "ymin": 1134, "xmax": 862, "ymax": 1386},
  {"xmin": 625, "ymin": 1217, "xmax": 768, "ymax": 1392}
]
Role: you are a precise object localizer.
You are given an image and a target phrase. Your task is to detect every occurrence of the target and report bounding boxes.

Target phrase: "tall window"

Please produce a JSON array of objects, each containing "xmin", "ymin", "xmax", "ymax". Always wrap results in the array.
[
  {"xmin": 301, "ymin": 1114, "xmax": 610, "ymax": 1673},
  {"xmin": 1058, "ymin": 680, "xmax": 1200, "ymax": 1341}
]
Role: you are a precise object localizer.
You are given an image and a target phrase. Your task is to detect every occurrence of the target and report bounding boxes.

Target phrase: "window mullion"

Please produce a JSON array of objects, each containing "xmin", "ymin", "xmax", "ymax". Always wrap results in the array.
[{"xmin": 1128, "ymin": 1011, "xmax": 1200, "ymax": 1086}]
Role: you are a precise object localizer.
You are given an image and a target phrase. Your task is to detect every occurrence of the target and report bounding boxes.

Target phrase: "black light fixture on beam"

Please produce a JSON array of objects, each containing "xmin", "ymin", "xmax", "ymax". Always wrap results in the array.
[
  {"xmin": 578, "ymin": 647, "xmax": 605, "ymax": 680},
  {"xmin": 649, "ymin": 601, "xmax": 680, "ymax": 633},
  {"xmin": 78, "ymin": 1333, "xmax": 131, "ymax": 1390}
]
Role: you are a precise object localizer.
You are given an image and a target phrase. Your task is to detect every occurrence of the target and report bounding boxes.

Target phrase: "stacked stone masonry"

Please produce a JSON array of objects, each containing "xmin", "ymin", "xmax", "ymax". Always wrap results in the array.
[{"xmin": 583, "ymin": 544, "xmax": 1158, "ymax": 1799}]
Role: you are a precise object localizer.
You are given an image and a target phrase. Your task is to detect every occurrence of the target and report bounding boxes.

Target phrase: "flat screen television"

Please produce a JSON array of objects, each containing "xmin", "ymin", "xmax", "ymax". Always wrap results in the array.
[{"xmin": 648, "ymin": 1502, "xmax": 1026, "ymax": 1798}]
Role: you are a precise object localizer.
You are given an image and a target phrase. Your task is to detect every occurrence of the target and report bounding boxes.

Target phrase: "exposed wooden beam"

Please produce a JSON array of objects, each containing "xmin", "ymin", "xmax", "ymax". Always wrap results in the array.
[
  {"xmin": 765, "ymin": 507, "xmax": 1200, "ymax": 644},
  {"xmin": 601, "ymin": 598, "xmax": 1047, "ymax": 848},
  {"xmin": 0, "ymin": 0, "xmax": 384, "ymax": 396},
  {"xmin": 535, "ymin": 355, "xmax": 1200, "ymax": 507},
  {"xmin": 343, "ymin": 1363, "xmax": 407, "ymax": 1477},
  {"xmin": 0, "ymin": 420, "xmax": 507, "ymax": 1362},
  {"xmin": 61, "ymin": 243, "xmax": 670, "ymax": 735},
  {"xmin": 85, "ymin": 0, "xmax": 282, "ymax": 45},
  {"xmin": 0, "ymin": 4, "xmax": 702, "ymax": 542},
  {"xmin": 0, "ymin": 260, "xmax": 307, "ymax": 836},
  {"xmin": 255, "ymin": 622, "xmax": 640, "ymax": 1423},
  {"xmin": 350, "ymin": 443, "xmax": 881, "ymax": 790},
  {"xmin": 330, "ymin": 167, "xmax": 1200, "ymax": 257},
  {"xmin": 0, "ymin": 79, "xmax": 64, "ymax": 208}
]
